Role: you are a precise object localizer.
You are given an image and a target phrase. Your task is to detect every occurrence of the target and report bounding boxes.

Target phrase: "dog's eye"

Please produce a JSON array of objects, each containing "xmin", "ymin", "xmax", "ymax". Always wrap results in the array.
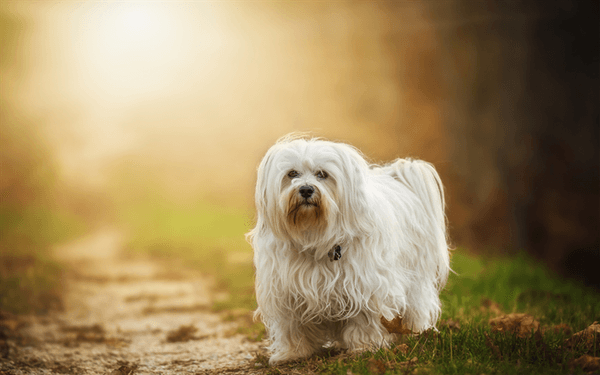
[
  {"xmin": 316, "ymin": 171, "xmax": 328, "ymax": 179},
  {"xmin": 287, "ymin": 170, "xmax": 300, "ymax": 179}
]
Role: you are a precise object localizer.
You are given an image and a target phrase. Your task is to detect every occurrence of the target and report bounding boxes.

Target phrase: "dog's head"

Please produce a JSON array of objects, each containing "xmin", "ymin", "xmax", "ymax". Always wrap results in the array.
[{"xmin": 253, "ymin": 135, "xmax": 371, "ymax": 250}]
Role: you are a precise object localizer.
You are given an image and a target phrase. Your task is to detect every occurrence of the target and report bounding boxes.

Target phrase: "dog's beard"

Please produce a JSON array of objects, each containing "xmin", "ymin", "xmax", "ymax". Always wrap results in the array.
[{"xmin": 284, "ymin": 189, "xmax": 328, "ymax": 235}]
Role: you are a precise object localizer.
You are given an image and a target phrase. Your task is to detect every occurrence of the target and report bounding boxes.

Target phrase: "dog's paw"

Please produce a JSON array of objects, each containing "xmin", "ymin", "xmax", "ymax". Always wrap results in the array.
[{"xmin": 268, "ymin": 350, "xmax": 308, "ymax": 365}]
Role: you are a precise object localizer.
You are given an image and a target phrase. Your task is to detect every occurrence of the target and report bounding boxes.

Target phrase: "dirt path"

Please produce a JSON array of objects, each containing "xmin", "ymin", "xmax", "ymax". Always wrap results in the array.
[{"xmin": 1, "ymin": 229, "xmax": 264, "ymax": 374}]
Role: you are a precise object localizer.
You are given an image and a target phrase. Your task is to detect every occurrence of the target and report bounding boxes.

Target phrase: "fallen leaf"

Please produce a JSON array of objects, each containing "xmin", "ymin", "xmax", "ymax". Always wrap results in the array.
[
  {"xmin": 571, "ymin": 354, "xmax": 600, "ymax": 372},
  {"xmin": 381, "ymin": 316, "xmax": 413, "ymax": 334},
  {"xmin": 367, "ymin": 358, "xmax": 386, "ymax": 375},
  {"xmin": 393, "ymin": 343, "xmax": 409, "ymax": 355},
  {"xmin": 489, "ymin": 313, "xmax": 540, "ymax": 338},
  {"xmin": 566, "ymin": 322, "xmax": 600, "ymax": 352}
]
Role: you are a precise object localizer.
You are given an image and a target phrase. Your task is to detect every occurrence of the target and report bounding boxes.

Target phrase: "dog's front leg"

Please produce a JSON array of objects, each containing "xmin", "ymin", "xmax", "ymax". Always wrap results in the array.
[
  {"xmin": 268, "ymin": 319, "xmax": 323, "ymax": 365},
  {"xmin": 339, "ymin": 313, "xmax": 390, "ymax": 351}
]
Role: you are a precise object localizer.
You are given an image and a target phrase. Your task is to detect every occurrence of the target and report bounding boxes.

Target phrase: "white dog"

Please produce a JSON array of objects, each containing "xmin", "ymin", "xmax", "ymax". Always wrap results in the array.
[{"xmin": 247, "ymin": 135, "xmax": 450, "ymax": 364}]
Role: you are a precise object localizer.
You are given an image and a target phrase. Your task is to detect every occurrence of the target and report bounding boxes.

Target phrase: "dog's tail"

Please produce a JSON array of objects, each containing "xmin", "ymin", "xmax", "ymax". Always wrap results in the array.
[{"xmin": 385, "ymin": 158, "xmax": 451, "ymax": 290}]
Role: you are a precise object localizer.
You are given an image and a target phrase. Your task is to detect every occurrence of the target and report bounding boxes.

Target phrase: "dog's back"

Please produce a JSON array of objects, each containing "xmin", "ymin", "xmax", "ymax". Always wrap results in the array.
[{"xmin": 379, "ymin": 158, "xmax": 449, "ymax": 289}]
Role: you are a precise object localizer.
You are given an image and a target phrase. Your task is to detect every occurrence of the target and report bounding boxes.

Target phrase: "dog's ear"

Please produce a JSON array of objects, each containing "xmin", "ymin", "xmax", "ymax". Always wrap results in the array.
[
  {"xmin": 251, "ymin": 142, "xmax": 296, "ymax": 240},
  {"xmin": 332, "ymin": 143, "xmax": 373, "ymax": 237},
  {"xmin": 252, "ymin": 145, "xmax": 279, "ymax": 236}
]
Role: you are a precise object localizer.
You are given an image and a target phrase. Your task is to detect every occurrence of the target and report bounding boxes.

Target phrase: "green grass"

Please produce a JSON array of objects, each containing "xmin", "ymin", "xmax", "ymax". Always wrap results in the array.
[
  {"xmin": 311, "ymin": 251, "xmax": 600, "ymax": 375},
  {"xmin": 443, "ymin": 252, "xmax": 599, "ymax": 329},
  {"xmin": 116, "ymin": 202, "xmax": 599, "ymax": 374},
  {"xmin": 0, "ymin": 203, "xmax": 88, "ymax": 314},
  {"xmin": 313, "ymin": 325, "xmax": 594, "ymax": 375}
]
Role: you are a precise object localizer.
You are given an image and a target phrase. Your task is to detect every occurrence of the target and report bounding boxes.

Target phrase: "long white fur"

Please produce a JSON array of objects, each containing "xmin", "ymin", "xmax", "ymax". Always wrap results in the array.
[{"xmin": 247, "ymin": 136, "xmax": 450, "ymax": 364}]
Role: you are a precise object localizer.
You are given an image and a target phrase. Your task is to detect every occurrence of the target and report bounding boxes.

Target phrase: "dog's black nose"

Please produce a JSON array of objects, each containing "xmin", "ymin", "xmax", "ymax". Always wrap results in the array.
[{"xmin": 299, "ymin": 185, "xmax": 314, "ymax": 199}]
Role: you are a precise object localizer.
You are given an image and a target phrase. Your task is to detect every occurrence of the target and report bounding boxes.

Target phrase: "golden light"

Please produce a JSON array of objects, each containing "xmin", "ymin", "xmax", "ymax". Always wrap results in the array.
[
  {"xmin": 7, "ymin": 1, "xmax": 432, "ymax": 198},
  {"xmin": 71, "ymin": 2, "xmax": 229, "ymax": 105},
  {"xmin": 113, "ymin": 4, "xmax": 158, "ymax": 39}
]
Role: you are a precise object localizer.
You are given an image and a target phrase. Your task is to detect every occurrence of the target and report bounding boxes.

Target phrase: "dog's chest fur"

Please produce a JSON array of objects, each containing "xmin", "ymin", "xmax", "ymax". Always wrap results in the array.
[{"xmin": 280, "ymin": 249, "xmax": 369, "ymax": 323}]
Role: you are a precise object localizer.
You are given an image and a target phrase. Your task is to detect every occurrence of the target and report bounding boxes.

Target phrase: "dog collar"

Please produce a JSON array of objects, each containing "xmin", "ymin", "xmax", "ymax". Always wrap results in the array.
[{"xmin": 328, "ymin": 245, "xmax": 342, "ymax": 262}]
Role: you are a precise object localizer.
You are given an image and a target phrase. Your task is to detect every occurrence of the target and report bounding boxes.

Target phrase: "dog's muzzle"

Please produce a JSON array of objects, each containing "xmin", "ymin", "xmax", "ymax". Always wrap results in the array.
[{"xmin": 299, "ymin": 185, "xmax": 315, "ymax": 199}]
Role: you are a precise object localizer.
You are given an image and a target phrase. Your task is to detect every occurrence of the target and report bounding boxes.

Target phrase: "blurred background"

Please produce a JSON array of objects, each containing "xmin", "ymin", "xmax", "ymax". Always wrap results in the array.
[{"xmin": 1, "ymin": 0, "xmax": 598, "ymax": 313}]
